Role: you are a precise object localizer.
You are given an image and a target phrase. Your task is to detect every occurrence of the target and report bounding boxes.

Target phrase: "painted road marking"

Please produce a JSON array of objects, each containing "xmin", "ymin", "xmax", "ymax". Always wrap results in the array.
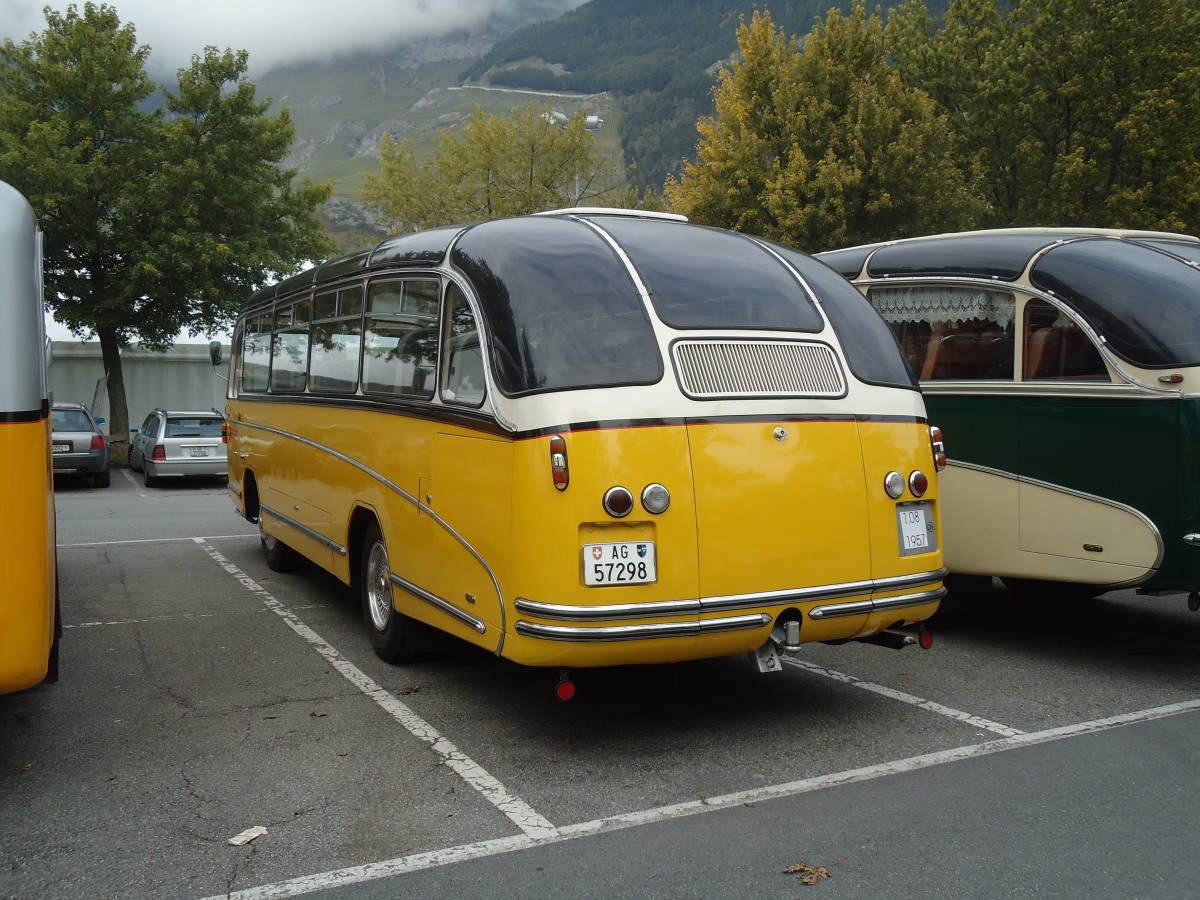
[
  {"xmin": 782, "ymin": 657, "xmax": 1025, "ymax": 737},
  {"xmin": 195, "ymin": 539, "xmax": 556, "ymax": 842},
  {"xmin": 198, "ymin": 699, "xmax": 1200, "ymax": 900}
]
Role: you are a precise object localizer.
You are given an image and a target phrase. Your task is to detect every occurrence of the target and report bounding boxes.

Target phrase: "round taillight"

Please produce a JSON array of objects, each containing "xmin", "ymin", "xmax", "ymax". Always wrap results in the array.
[
  {"xmin": 603, "ymin": 486, "xmax": 634, "ymax": 518},
  {"xmin": 909, "ymin": 470, "xmax": 929, "ymax": 497},
  {"xmin": 884, "ymin": 471, "xmax": 905, "ymax": 499},
  {"xmin": 641, "ymin": 483, "xmax": 670, "ymax": 514}
]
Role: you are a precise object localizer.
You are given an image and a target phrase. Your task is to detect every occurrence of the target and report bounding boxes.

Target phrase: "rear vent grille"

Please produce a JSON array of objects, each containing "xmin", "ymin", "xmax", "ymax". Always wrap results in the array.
[{"xmin": 672, "ymin": 340, "xmax": 846, "ymax": 399}]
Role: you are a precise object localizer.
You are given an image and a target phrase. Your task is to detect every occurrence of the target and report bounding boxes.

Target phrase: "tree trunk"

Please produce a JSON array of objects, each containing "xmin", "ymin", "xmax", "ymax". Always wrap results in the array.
[{"xmin": 97, "ymin": 328, "xmax": 130, "ymax": 456}]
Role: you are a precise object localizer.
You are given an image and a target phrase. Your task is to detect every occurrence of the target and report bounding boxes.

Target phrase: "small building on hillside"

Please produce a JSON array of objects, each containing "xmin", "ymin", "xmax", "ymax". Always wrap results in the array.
[{"xmin": 48, "ymin": 342, "xmax": 230, "ymax": 437}]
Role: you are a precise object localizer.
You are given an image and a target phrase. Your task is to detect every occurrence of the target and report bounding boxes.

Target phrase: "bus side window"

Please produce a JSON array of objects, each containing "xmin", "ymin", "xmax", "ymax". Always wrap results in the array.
[
  {"xmin": 1023, "ymin": 299, "xmax": 1108, "ymax": 381},
  {"xmin": 310, "ymin": 285, "xmax": 363, "ymax": 394},
  {"xmin": 241, "ymin": 313, "xmax": 271, "ymax": 392},
  {"xmin": 363, "ymin": 278, "xmax": 438, "ymax": 399},
  {"xmin": 868, "ymin": 285, "xmax": 1016, "ymax": 381},
  {"xmin": 441, "ymin": 283, "xmax": 486, "ymax": 406}
]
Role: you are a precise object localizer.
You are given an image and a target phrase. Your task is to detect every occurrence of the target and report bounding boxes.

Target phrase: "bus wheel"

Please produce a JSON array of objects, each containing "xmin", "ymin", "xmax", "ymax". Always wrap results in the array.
[
  {"xmin": 360, "ymin": 522, "xmax": 412, "ymax": 663},
  {"xmin": 260, "ymin": 521, "xmax": 297, "ymax": 572}
]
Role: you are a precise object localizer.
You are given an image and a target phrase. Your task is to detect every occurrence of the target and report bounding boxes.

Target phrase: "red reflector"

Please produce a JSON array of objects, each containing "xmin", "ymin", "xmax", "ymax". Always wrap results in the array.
[
  {"xmin": 555, "ymin": 679, "xmax": 576, "ymax": 701},
  {"xmin": 152, "ymin": 444, "xmax": 166, "ymax": 461},
  {"xmin": 919, "ymin": 630, "xmax": 933, "ymax": 650},
  {"xmin": 909, "ymin": 470, "xmax": 928, "ymax": 497},
  {"xmin": 90, "ymin": 434, "xmax": 105, "ymax": 450}
]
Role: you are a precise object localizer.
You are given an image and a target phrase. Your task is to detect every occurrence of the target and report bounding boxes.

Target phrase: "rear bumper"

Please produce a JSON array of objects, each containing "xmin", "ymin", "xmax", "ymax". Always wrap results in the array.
[
  {"xmin": 146, "ymin": 458, "xmax": 227, "ymax": 478},
  {"xmin": 52, "ymin": 451, "xmax": 108, "ymax": 474},
  {"xmin": 513, "ymin": 567, "xmax": 947, "ymax": 643}
]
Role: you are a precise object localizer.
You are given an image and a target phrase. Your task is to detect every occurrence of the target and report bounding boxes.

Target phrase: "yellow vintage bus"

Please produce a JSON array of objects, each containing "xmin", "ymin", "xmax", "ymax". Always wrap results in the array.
[
  {"xmin": 0, "ymin": 179, "xmax": 59, "ymax": 695},
  {"xmin": 226, "ymin": 210, "xmax": 946, "ymax": 695}
]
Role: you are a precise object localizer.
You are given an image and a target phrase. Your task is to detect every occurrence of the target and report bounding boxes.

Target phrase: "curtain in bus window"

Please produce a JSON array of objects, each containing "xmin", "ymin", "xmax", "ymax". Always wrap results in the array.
[
  {"xmin": 867, "ymin": 285, "xmax": 1016, "ymax": 381},
  {"xmin": 310, "ymin": 319, "xmax": 362, "ymax": 392}
]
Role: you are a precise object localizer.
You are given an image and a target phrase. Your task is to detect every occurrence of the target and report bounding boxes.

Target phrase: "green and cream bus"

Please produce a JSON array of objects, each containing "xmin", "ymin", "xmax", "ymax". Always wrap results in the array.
[{"xmin": 819, "ymin": 228, "xmax": 1200, "ymax": 607}]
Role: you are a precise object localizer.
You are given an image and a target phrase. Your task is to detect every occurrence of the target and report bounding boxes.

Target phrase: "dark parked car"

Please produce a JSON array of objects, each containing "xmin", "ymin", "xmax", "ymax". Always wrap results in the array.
[
  {"xmin": 129, "ymin": 409, "xmax": 227, "ymax": 487},
  {"xmin": 50, "ymin": 401, "xmax": 110, "ymax": 487}
]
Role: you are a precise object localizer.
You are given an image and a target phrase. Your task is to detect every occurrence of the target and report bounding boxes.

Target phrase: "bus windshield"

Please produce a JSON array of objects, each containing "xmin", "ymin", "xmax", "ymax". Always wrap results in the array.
[{"xmin": 1031, "ymin": 239, "xmax": 1200, "ymax": 368}]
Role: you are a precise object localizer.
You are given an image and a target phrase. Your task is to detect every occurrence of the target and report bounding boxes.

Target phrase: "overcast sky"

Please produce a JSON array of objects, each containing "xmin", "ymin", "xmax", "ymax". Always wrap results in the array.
[
  {"xmin": 2, "ymin": 0, "xmax": 586, "ymax": 76},
  {"xmin": 7, "ymin": 0, "xmax": 587, "ymax": 341}
]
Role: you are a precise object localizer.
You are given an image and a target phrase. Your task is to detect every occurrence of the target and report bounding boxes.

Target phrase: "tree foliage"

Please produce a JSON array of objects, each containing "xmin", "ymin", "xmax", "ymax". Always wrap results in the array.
[
  {"xmin": 889, "ymin": 0, "xmax": 1200, "ymax": 230},
  {"xmin": 0, "ymin": 2, "xmax": 335, "ymax": 447},
  {"xmin": 360, "ymin": 103, "xmax": 614, "ymax": 232},
  {"xmin": 665, "ymin": 5, "xmax": 984, "ymax": 251}
]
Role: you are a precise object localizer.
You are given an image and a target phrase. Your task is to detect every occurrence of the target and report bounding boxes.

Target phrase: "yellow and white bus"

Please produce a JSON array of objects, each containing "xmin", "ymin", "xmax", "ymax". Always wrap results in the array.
[
  {"xmin": 0, "ymin": 179, "xmax": 59, "ymax": 695},
  {"xmin": 226, "ymin": 210, "xmax": 946, "ymax": 695}
]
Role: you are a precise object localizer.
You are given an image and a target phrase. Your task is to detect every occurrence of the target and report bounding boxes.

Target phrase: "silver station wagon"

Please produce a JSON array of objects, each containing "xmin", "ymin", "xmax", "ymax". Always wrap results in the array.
[{"xmin": 129, "ymin": 409, "xmax": 227, "ymax": 487}]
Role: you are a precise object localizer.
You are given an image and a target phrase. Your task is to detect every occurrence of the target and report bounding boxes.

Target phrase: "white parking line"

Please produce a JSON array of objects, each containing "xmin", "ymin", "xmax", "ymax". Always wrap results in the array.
[
  {"xmin": 782, "ymin": 657, "xmax": 1025, "ymax": 737},
  {"xmin": 198, "ymin": 698, "xmax": 1200, "ymax": 900},
  {"xmin": 59, "ymin": 534, "xmax": 256, "ymax": 548},
  {"xmin": 66, "ymin": 614, "xmax": 215, "ymax": 629},
  {"xmin": 195, "ymin": 539, "xmax": 556, "ymax": 842}
]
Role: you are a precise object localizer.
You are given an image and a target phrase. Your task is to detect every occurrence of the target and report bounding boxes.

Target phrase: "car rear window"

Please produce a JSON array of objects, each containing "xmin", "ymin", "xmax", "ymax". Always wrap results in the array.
[
  {"xmin": 166, "ymin": 417, "xmax": 224, "ymax": 438},
  {"xmin": 52, "ymin": 410, "xmax": 93, "ymax": 431}
]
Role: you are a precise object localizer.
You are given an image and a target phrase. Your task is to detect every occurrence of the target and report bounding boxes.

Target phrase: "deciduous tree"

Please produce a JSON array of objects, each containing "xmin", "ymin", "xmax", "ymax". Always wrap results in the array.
[
  {"xmin": 664, "ymin": 4, "xmax": 983, "ymax": 251},
  {"xmin": 889, "ymin": 0, "xmax": 1200, "ymax": 230},
  {"xmin": 0, "ymin": 3, "xmax": 335, "ymax": 449},
  {"xmin": 361, "ymin": 103, "xmax": 614, "ymax": 233}
]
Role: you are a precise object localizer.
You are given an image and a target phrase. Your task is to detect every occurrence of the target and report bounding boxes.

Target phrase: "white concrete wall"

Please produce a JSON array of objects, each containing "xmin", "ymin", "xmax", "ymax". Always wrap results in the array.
[{"xmin": 47, "ymin": 342, "xmax": 230, "ymax": 437}]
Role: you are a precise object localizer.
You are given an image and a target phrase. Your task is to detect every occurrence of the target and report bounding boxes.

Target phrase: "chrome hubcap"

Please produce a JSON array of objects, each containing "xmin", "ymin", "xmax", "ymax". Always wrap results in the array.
[{"xmin": 366, "ymin": 540, "xmax": 392, "ymax": 632}]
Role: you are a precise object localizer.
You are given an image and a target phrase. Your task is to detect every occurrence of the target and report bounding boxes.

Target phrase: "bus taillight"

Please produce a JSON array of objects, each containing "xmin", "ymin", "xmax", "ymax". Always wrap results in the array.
[{"xmin": 929, "ymin": 426, "xmax": 947, "ymax": 471}]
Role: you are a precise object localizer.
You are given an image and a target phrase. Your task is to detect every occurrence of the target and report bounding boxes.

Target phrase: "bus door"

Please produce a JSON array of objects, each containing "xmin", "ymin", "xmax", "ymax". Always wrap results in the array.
[{"xmin": 402, "ymin": 282, "xmax": 509, "ymax": 641}]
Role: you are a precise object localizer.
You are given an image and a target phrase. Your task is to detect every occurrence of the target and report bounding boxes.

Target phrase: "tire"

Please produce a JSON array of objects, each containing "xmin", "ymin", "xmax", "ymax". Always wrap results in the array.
[
  {"xmin": 360, "ymin": 521, "xmax": 414, "ymax": 663},
  {"xmin": 260, "ymin": 520, "xmax": 298, "ymax": 573},
  {"xmin": 93, "ymin": 468, "xmax": 111, "ymax": 488},
  {"xmin": 143, "ymin": 464, "xmax": 158, "ymax": 488},
  {"xmin": 129, "ymin": 447, "xmax": 141, "ymax": 472}
]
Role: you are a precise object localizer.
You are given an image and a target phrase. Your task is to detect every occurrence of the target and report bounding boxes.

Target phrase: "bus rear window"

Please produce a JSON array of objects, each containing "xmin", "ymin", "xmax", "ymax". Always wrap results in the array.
[
  {"xmin": 451, "ymin": 217, "xmax": 662, "ymax": 396},
  {"xmin": 598, "ymin": 218, "xmax": 824, "ymax": 332}
]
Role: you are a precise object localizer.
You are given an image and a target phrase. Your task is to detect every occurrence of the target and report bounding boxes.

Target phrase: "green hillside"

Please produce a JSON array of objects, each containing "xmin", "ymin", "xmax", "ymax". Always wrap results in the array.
[{"xmin": 255, "ymin": 0, "xmax": 945, "ymax": 246}]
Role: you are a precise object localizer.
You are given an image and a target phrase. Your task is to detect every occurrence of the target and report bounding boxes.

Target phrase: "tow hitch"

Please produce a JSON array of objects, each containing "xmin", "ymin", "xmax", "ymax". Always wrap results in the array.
[{"xmin": 857, "ymin": 624, "xmax": 933, "ymax": 650}]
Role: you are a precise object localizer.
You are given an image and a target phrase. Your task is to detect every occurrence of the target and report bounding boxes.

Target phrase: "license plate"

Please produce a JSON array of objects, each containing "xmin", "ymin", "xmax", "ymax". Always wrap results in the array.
[
  {"xmin": 897, "ymin": 502, "xmax": 937, "ymax": 556},
  {"xmin": 583, "ymin": 541, "xmax": 657, "ymax": 586},
  {"xmin": 189, "ymin": 446, "xmax": 209, "ymax": 457},
  {"xmin": 53, "ymin": 442, "xmax": 70, "ymax": 453}
]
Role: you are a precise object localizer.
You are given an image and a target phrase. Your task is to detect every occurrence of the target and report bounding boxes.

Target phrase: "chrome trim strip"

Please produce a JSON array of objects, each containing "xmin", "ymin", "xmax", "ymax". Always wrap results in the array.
[
  {"xmin": 514, "ymin": 613, "xmax": 771, "ymax": 643},
  {"xmin": 1184, "ymin": 534, "xmax": 1200, "ymax": 548},
  {"xmin": 390, "ymin": 574, "xmax": 486, "ymax": 635},
  {"xmin": 236, "ymin": 420, "xmax": 509, "ymax": 653},
  {"xmin": 947, "ymin": 460, "xmax": 1165, "ymax": 584},
  {"xmin": 514, "ymin": 597, "xmax": 699, "ymax": 621},
  {"xmin": 260, "ymin": 503, "xmax": 347, "ymax": 556},
  {"xmin": 513, "ymin": 568, "xmax": 948, "ymax": 622},
  {"xmin": 808, "ymin": 586, "xmax": 947, "ymax": 620}
]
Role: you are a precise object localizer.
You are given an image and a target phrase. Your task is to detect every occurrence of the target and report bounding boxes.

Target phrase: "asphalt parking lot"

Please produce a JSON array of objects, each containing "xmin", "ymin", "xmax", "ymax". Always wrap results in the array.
[{"xmin": 3, "ymin": 469, "xmax": 1200, "ymax": 899}]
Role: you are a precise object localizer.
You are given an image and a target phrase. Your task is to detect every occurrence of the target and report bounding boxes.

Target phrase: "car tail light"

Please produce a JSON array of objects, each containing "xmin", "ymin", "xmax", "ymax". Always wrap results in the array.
[
  {"xmin": 909, "ymin": 470, "xmax": 928, "ymax": 497},
  {"xmin": 90, "ymin": 434, "xmax": 106, "ymax": 450},
  {"xmin": 221, "ymin": 421, "xmax": 229, "ymax": 444},
  {"xmin": 152, "ymin": 444, "xmax": 166, "ymax": 461},
  {"xmin": 929, "ymin": 426, "xmax": 947, "ymax": 471},
  {"xmin": 602, "ymin": 486, "xmax": 634, "ymax": 518},
  {"xmin": 549, "ymin": 435, "xmax": 568, "ymax": 491}
]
